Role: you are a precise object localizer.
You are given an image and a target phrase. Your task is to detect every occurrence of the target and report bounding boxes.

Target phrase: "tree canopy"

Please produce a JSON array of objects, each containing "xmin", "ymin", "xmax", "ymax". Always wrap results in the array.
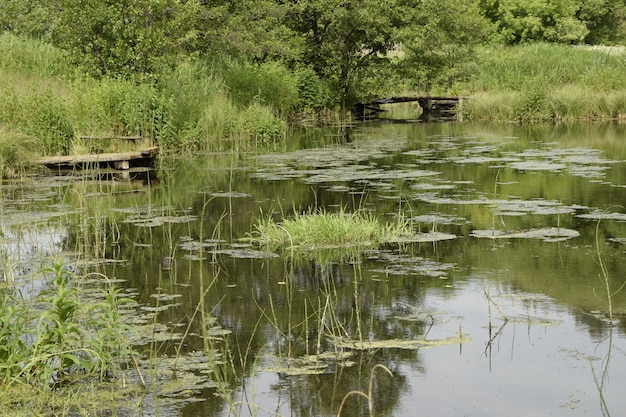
[{"xmin": 0, "ymin": 0, "xmax": 624, "ymax": 104}]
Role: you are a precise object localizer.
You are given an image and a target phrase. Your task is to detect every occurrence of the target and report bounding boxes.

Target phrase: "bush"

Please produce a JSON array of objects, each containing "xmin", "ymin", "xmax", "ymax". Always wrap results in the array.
[
  {"xmin": 220, "ymin": 59, "xmax": 299, "ymax": 114},
  {"xmin": 240, "ymin": 103, "xmax": 286, "ymax": 143}
]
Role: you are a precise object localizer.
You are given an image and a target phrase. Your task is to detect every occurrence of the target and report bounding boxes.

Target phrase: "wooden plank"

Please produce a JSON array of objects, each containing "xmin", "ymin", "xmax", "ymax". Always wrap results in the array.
[
  {"xmin": 78, "ymin": 136, "xmax": 146, "ymax": 141},
  {"xmin": 366, "ymin": 96, "xmax": 467, "ymax": 106},
  {"xmin": 37, "ymin": 146, "xmax": 159, "ymax": 166}
]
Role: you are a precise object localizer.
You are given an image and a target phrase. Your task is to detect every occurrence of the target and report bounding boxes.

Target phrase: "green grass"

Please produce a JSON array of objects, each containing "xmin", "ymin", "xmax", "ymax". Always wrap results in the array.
[
  {"xmin": 0, "ymin": 125, "xmax": 41, "ymax": 178},
  {"xmin": 461, "ymin": 43, "xmax": 626, "ymax": 122},
  {"xmin": 0, "ymin": 35, "xmax": 291, "ymax": 165},
  {"xmin": 253, "ymin": 209, "xmax": 414, "ymax": 251},
  {"xmin": 0, "ymin": 32, "xmax": 68, "ymax": 78}
]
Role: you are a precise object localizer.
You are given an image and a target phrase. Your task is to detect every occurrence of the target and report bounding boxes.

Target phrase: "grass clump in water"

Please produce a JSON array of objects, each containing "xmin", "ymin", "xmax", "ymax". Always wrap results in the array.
[{"xmin": 253, "ymin": 209, "xmax": 413, "ymax": 251}]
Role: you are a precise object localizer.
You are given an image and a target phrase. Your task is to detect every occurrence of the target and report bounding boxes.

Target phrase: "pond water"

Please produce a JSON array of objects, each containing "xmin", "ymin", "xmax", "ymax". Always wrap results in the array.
[{"xmin": 2, "ymin": 121, "xmax": 626, "ymax": 416}]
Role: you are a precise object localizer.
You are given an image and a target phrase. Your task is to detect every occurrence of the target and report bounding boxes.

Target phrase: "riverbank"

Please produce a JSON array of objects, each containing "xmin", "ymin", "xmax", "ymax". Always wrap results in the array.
[{"xmin": 1, "ymin": 35, "xmax": 625, "ymax": 177}]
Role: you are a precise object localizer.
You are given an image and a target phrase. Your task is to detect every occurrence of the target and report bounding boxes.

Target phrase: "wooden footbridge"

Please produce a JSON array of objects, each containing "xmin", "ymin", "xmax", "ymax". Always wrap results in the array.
[{"xmin": 353, "ymin": 96, "xmax": 466, "ymax": 121}]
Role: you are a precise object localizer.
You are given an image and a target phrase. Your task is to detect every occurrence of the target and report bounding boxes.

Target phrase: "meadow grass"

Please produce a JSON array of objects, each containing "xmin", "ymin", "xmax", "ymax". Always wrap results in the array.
[{"xmin": 462, "ymin": 43, "xmax": 626, "ymax": 122}]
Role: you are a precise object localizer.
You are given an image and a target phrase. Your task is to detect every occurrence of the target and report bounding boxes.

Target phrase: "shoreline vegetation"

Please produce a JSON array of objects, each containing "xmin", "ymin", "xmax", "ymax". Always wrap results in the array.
[{"xmin": 1, "ymin": 33, "xmax": 625, "ymax": 176}]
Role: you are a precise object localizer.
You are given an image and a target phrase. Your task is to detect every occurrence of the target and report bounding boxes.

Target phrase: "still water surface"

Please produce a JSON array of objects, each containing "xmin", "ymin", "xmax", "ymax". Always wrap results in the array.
[{"xmin": 2, "ymin": 121, "xmax": 626, "ymax": 416}]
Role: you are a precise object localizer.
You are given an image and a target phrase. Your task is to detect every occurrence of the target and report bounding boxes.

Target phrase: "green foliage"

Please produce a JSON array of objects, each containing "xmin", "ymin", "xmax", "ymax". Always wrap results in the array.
[
  {"xmin": 253, "ymin": 209, "xmax": 413, "ymax": 250},
  {"xmin": 400, "ymin": 0, "xmax": 489, "ymax": 93},
  {"xmin": 466, "ymin": 43, "xmax": 626, "ymax": 92},
  {"xmin": 50, "ymin": 0, "xmax": 200, "ymax": 78},
  {"xmin": 477, "ymin": 0, "xmax": 626, "ymax": 45},
  {"xmin": 0, "ymin": 88, "xmax": 74, "ymax": 155},
  {"xmin": 512, "ymin": 78, "xmax": 554, "ymax": 123},
  {"xmin": 70, "ymin": 77, "xmax": 172, "ymax": 143},
  {"xmin": 241, "ymin": 103, "xmax": 286, "ymax": 143},
  {"xmin": 286, "ymin": 0, "xmax": 407, "ymax": 105},
  {"xmin": 294, "ymin": 67, "xmax": 331, "ymax": 111},
  {"xmin": 0, "ymin": 126, "xmax": 41, "ymax": 178},
  {"xmin": 577, "ymin": 0, "xmax": 626, "ymax": 44},
  {"xmin": 0, "ymin": 260, "xmax": 135, "ymax": 388},
  {"xmin": 0, "ymin": 0, "xmax": 54, "ymax": 38},
  {"xmin": 208, "ymin": 0, "xmax": 302, "ymax": 62},
  {"xmin": 0, "ymin": 32, "xmax": 67, "ymax": 78},
  {"xmin": 220, "ymin": 60, "xmax": 300, "ymax": 114}
]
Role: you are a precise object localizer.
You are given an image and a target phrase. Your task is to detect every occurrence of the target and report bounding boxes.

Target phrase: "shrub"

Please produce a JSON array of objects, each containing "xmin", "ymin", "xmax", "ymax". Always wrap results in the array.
[
  {"xmin": 240, "ymin": 103, "xmax": 286, "ymax": 143},
  {"xmin": 221, "ymin": 59, "xmax": 299, "ymax": 114}
]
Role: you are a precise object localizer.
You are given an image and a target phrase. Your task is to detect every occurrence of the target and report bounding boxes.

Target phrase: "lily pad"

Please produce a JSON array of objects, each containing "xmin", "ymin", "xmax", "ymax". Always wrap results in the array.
[
  {"xmin": 509, "ymin": 161, "xmax": 567, "ymax": 171},
  {"xmin": 577, "ymin": 211, "xmax": 626, "ymax": 222}
]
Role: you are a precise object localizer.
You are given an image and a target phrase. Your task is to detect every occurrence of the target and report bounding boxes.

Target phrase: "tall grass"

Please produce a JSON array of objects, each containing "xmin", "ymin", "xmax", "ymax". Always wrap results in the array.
[
  {"xmin": 463, "ymin": 43, "xmax": 626, "ymax": 122},
  {"xmin": 0, "ymin": 32, "xmax": 68, "ymax": 78},
  {"xmin": 0, "ymin": 126, "xmax": 41, "ymax": 178},
  {"xmin": 0, "ymin": 36, "xmax": 292, "ymax": 164},
  {"xmin": 468, "ymin": 43, "xmax": 626, "ymax": 92}
]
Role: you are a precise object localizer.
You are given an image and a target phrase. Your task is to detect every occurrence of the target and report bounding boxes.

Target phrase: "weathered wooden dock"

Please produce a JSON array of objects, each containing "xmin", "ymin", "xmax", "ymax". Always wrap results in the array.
[
  {"xmin": 37, "ymin": 146, "xmax": 159, "ymax": 171},
  {"xmin": 354, "ymin": 96, "xmax": 466, "ymax": 121}
]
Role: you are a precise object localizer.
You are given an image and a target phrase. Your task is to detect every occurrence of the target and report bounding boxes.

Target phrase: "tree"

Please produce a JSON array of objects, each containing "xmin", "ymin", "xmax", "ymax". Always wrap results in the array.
[
  {"xmin": 477, "ymin": 0, "xmax": 589, "ymax": 44},
  {"xmin": 577, "ymin": 0, "xmax": 626, "ymax": 44},
  {"xmin": 51, "ymin": 0, "xmax": 202, "ymax": 78},
  {"xmin": 0, "ymin": 0, "xmax": 54, "ymax": 38},
  {"xmin": 207, "ymin": 0, "xmax": 302, "ymax": 63},
  {"xmin": 285, "ymin": 0, "xmax": 408, "ymax": 106},
  {"xmin": 399, "ymin": 0, "xmax": 490, "ymax": 92}
]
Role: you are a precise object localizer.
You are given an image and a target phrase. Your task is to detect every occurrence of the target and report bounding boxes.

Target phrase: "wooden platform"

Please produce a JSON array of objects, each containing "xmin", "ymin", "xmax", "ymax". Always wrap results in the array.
[
  {"xmin": 37, "ymin": 146, "xmax": 159, "ymax": 170},
  {"xmin": 354, "ymin": 96, "xmax": 466, "ymax": 121}
]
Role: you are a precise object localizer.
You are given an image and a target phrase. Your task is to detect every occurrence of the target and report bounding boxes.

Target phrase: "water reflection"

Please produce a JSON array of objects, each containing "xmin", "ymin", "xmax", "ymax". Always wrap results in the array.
[{"xmin": 2, "ymin": 122, "xmax": 625, "ymax": 416}]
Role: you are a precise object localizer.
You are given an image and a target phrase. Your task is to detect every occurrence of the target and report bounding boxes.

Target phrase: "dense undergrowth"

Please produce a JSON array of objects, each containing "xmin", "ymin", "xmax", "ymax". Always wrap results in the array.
[{"xmin": 0, "ymin": 33, "xmax": 625, "ymax": 175}]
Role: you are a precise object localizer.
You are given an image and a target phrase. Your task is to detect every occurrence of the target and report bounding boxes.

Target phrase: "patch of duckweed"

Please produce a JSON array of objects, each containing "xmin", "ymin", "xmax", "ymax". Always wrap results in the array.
[
  {"xmin": 333, "ymin": 335, "xmax": 470, "ymax": 350},
  {"xmin": 123, "ymin": 214, "xmax": 198, "ymax": 227},
  {"xmin": 150, "ymin": 293, "xmax": 183, "ymax": 302},
  {"xmin": 178, "ymin": 238, "xmax": 224, "ymax": 251},
  {"xmin": 508, "ymin": 315, "xmax": 562, "ymax": 326},
  {"xmin": 507, "ymin": 147, "xmax": 619, "ymax": 179},
  {"xmin": 493, "ymin": 199, "xmax": 585, "ymax": 216},
  {"xmin": 261, "ymin": 351, "xmax": 355, "ymax": 376},
  {"xmin": 509, "ymin": 160, "xmax": 568, "ymax": 171},
  {"xmin": 470, "ymin": 227, "xmax": 580, "ymax": 242},
  {"xmin": 215, "ymin": 248, "xmax": 279, "ymax": 259},
  {"xmin": 369, "ymin": 251, "xmax": 456, "ymax": 278},
  {"xmin": 252, "ymin": 139, "xmax": 439, "ymax": 188},
  {"xmin": 416, "ymin": 193, "xmax": 491, "ymax": 205},
  {"xmin": 386, "ymin": 231, "xmax": 457, "ymax": 243},
  {"xmin": 577, "ymin": 210, "xmax": 626, "ymax": 222},
  {"xmin": 149, "ymin": 350, "xmax": 227, "ymax": 398},
  {"xmin": 409, "ymin": 213, "xmax": 469, "ymax": 225},
  {"xmin": 209, "ymin": 191, "xmax": 251, "ymax": 198}
]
